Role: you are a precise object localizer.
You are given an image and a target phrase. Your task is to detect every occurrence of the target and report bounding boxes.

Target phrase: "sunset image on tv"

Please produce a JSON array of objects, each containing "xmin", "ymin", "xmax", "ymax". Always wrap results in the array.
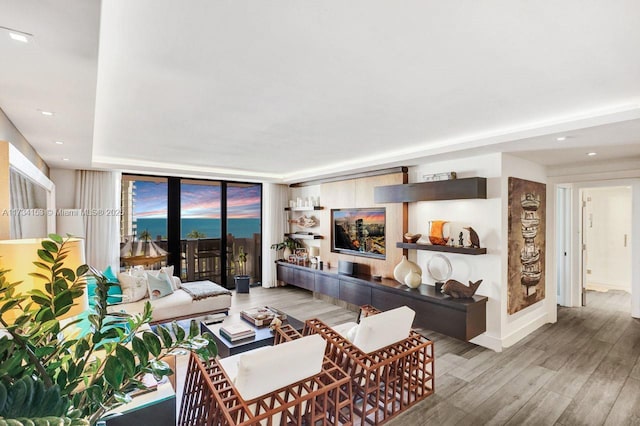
[{"xmin": 332, "ymin": 208, "xmax": 385, "ymax": 259}]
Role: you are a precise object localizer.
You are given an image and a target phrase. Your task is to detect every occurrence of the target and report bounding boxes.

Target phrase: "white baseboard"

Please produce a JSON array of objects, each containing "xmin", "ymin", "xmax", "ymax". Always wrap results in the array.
[
  {"xmin": 502, "ymin": 312, "xmax": 550, "ymax": 349},
  {"xmin": 586, "ymin": 281, "xmax": 631, "ymax": 292},
  {"xmin": 470, "ymin": 333, "xmax": 502, "ymax": 352}
]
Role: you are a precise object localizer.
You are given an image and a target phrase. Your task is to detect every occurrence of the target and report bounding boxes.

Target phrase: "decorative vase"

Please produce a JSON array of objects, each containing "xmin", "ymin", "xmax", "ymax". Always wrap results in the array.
[
  {"xmin": 393, "ymin": 255, "xmax": 421, "ymax": 284},
  {"xmin": 283, "ymin": 246, "xmax": 292, "ymax": 260},
  {"xmin": 429, "ymin": 220, "xmax": 450, "ymax": 246},
  {"xmin": 404, "ymin": 270, "xmax": 422, "ymax": 288}
]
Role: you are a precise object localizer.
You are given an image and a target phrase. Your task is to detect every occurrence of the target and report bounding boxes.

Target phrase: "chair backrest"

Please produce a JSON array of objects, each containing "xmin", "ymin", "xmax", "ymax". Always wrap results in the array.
[
  {"xmin": 234, "ymin": 333, "xmax": 326, "ymax": 400},
  {"xmin": 353, "ymin": 306, "xmax": 415, "ymax": 353}
]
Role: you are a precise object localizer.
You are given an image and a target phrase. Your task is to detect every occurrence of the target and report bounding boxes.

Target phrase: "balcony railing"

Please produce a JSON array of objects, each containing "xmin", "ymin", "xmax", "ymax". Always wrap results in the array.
[{"xmin": 120, "ymin": 235, "xmax": 261, "ymax": 287}]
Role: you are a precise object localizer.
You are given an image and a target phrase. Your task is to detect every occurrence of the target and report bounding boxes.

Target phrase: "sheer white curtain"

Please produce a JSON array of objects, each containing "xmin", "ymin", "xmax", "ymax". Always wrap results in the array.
[
  {"xmin": 74, "ymin": 170, "xmax": 121, "ymax": 271},
  {"xmin": 261, "ymin": 183, "xmax": 288, "ymax": 288},
  {"xmin": 9, "ymin": 170, "xmax": 36, "ymax": 238}
]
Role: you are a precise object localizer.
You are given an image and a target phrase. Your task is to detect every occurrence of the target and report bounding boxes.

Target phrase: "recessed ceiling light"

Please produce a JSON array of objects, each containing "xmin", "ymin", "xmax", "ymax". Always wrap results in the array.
[
  {"xmin": 62, "ymin": 158, "xmax": 70, "ymax": 161},
  {"xmin": 1, "ymin": 25, "xmax": 33, "ymax": 42},
  {"xmin": 9, "ymin": 32, "xmax": 29, "ymax": 43},
  {"xmin": 587, "ymin": 152, "xmax": 597, "ymax": 156},
  {"xmin": 55, "ymin": 141, "xmax": 64, "ymax": 145},
  {"xmin": 40, "ymin": 110, "xmax": 54, "ymax": 116},
  {"xmin": 556, "ymin": 136, "xmax": 566, "ymax": 141}
]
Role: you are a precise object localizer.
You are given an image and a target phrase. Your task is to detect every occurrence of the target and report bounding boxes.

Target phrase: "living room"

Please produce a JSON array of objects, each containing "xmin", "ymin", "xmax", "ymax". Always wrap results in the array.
[{"xmin": 1, "ymin": 1, "xmax": 640, "ymax": 425}]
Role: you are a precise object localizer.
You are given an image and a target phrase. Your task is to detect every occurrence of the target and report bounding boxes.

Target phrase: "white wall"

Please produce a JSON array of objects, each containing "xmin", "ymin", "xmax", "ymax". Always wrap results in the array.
[
  {"xmin": 501, "ymin": 154, "xmax": 555, "ymax": 347},
  {"xmin": 49, "ymin": 168, "xmax": 77, "ymax": 208},
  {"xmin": 407, "ymin": 153, "xmax": 556, "ymax": 351},
  {"xmin": 410, "ymin": 153, "xmax": 503, "ymax": 350}
]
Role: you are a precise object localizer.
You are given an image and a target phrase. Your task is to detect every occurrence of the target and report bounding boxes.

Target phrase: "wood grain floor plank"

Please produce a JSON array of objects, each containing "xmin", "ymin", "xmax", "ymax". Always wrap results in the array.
[
  {"xmin": 448, "ymin": 345, "xmax": 509, "ymax": 382},
  {"xmin": 557, "ymin": 353, "xmax": 633, "ymax": 426},
  {"xmin": 631, "ymin": 357, "xmax": 640, "ymax": 381},
  {"xmin": 432, "ymin": 373, "xmax": 468, "ymax": 398},
  {"xmin": 505, "ymin": 389, "xmax": 572, "ymax": 426},
  {"xmin": 448, "ymin": 346, "xmax": 545, "ymax": 411},
  {"xmin": 594, "ymin": 311, "xmax": 634, "ymax": 344},
  {"xmin": 458, "ymin": 365, "xmax": 556, "ymax": 425},
  {"xmin": 543, "ymin": 339, "xmax": 610, "ymax": 398},
  {"xmin": 604, "ymin": 377, "xmax": 640, "ymax": 426},
  {"xmin": 389, "ymin": 399, "xmax": 469, "ymax": 426},
  {"xmin": 533, "ymin": 330, "xmax": 592, "ymax": 372}
]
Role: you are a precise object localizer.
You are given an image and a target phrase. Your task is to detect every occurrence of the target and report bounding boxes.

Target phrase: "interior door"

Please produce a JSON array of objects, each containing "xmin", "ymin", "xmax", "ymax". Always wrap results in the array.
[{"xmin": 583, "ymin": 187, "xmax": 632, "ymax": 295}]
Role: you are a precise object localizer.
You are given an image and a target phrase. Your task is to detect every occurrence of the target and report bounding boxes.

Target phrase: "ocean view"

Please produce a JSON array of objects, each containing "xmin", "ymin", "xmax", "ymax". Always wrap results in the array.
[{"xmin": 135, "ymin": 218, "xmax": 260, "ymax": 239}]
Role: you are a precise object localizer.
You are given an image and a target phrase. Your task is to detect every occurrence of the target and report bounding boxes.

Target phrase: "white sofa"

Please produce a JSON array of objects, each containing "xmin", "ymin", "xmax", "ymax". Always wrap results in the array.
[{"xmin": 109, "ymin": 268, "xmax": 232, "ymax": 323}]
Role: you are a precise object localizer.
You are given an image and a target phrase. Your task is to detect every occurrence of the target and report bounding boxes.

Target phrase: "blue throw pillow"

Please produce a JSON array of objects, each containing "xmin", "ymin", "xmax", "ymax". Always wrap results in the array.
[{"xmin": 103, "ymin": 265, "xmax": 119, "ymax": 283}]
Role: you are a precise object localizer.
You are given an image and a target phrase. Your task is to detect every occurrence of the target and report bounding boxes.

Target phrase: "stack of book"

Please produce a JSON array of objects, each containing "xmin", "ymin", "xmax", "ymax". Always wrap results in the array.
[
  {"xmin": 219, "ymin": 323, "xmax": 256, "ymax": 342},
  {"xmin": 241, "ymin": 306, "xmax": 287, "ymax": 327}
]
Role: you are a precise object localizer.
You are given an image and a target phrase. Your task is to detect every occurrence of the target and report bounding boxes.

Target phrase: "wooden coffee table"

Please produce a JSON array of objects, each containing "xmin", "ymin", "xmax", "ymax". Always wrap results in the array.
[{"xmin": 200, "ymin": 311, "xmax": 304, "ymax": 358}]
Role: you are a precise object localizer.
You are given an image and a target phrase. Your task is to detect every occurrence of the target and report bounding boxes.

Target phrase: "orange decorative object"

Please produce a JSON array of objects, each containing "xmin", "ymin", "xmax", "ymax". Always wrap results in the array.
[{"xmin": 429, "ymin": 220, "xmax": 450, "ymax": 245}]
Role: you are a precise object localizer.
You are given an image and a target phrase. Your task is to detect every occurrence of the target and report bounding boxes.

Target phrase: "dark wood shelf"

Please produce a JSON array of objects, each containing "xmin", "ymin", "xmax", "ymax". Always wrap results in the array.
[
  {"xmin": 374, "ymin": 177, "xmax": 487, "ymax": 203},
  {"xmin": 285, "ymin": 233, "xmax": 323, "ymax": 240},
  {"xmin": 284, "ymin": 206, "xmax": 324, "ymax": 211},
  {"xmin": 396, "ymin": 242, "xmax": 487, "ymax": 255}
]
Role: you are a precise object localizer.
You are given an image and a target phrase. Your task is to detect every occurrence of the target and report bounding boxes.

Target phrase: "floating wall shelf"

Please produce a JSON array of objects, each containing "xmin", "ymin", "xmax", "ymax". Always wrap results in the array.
[
  {"xmin": 284, "ymin": 206, "xmax": 324, "ymax": 211},
  {"xmin": 396, "ymin": 242, "xmax": 487, "ymax": 255},
  {"xmin": 374, "ymin": 177, "xmax": 487, "ymax": 203},
  {"xmin": 285, "ymin": 233, "xmax": 323, "ymax": 240}
]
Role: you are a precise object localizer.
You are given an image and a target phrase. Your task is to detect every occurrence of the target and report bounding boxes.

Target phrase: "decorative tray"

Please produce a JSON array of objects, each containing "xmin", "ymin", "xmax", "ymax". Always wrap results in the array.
[{"xmin": 240, "ymin": 306, "xmax": 288, "ymax": 327}]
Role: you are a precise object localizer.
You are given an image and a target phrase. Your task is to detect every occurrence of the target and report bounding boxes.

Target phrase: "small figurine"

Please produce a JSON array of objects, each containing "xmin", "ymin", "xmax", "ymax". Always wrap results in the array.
[
  {"xmin": 441, "ymin": 279, "xmax": 483, "ymax": 298},
  {"xmin": 458, "ymin": 232, "xmax": 464, "ymax": 247},
  {"xmin": 269, "ymin": 316, "xmax": 282, "ymax": 330},
  {"xmin": 464, "ymin": 226, "xmax": 480, "ymax": 248}
]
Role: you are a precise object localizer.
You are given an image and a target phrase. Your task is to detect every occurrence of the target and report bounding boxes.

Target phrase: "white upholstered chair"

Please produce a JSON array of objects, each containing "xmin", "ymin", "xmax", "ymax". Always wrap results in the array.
[{"xmin": 179, "ymin": 333, "xmax": 353, "ymax": 425}]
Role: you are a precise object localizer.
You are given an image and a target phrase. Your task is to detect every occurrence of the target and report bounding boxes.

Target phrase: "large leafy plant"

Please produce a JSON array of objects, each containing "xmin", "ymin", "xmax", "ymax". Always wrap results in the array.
[{"xmin": 0, "ymin": 235, "xmax": 217, "ymax": 425}]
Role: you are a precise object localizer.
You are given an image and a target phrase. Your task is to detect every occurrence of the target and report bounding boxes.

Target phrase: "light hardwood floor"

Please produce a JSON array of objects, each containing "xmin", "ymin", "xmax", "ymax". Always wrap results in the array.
[{"xmin": 175, "ymin": 287, "xmax": 640, "ymax": 425}]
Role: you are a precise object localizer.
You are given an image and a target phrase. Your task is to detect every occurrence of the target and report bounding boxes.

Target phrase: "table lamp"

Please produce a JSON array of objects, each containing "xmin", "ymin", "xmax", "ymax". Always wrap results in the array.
[{"xmin": 0, "ymin": 237, "xmax": 88, "ymax": 323}]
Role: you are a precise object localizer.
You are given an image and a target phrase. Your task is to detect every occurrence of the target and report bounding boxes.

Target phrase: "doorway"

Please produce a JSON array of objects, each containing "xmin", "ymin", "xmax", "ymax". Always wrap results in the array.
[{"xmin": 581, "ymin": 186, "xmax": 632, "ymax": 311}]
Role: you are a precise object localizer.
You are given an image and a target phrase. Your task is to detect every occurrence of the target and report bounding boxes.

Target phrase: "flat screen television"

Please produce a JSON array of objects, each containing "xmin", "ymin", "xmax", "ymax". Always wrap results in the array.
[{"xmin": 331, "ymin": 208, "xmax": 386, "ymax": 259}]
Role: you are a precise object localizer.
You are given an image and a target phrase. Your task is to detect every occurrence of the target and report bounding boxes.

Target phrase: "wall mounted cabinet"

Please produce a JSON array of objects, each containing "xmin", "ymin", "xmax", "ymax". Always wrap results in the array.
[{"xmin": 374, "ymin": 177, "xmax": 487, "ymax": 203}]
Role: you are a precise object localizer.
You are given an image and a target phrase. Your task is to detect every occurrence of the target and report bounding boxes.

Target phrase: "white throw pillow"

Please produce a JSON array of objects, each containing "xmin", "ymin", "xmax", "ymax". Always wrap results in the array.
[
  {"xmin": 117, "ymin": 272, "xmax": 149, "ymax": 302},
  {"xmin": 352, "ymin": 306, "xmax": 415, "ymax": 353},
  {"xmin": 147, "ymin": 265, "xmax": 180, "ymax": 290},
  {"xmin": 147, "ymin": 272, "xmax": 174, "ymax": 300},
  {"xmin": 233, "ymin": 334, "xmax": 326, "ymax": 400}
]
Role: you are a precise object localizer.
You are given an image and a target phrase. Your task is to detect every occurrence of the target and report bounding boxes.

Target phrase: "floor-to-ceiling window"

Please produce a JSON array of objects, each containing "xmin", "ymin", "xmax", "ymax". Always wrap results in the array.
[
  {"xmin": 181, "ymin": 180, "xmax": 222, "ymax": 283},
  {"xmin": 120, "ymin": 175, "xmax": 262, "ymax": 288},
  {"xmin": 226, "ymin": 183, "xmax": 262, "ymax": 287}
]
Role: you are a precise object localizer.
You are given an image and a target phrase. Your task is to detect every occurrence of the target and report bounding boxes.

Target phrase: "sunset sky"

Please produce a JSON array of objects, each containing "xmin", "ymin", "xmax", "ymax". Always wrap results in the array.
[
  {"xmin": 333, "ymin": 208, "xmax": 385, "ymax": 224},
  {"xmin": 134, "ymin": 181, "xmax": 261, "ymax": 219}
]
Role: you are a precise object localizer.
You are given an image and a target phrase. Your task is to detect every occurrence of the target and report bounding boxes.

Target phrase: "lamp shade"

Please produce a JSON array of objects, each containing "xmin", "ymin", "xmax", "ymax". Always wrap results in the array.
[{"xmin": 0, "ymin": 238, "xmax": 87, "ymax": 322}]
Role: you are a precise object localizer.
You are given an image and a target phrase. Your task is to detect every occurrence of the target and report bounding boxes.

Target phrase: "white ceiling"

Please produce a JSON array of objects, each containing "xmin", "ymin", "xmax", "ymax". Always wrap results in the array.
[{"xmin": 1, "ymin": 0, "xmax": 639, "ymax": 183}]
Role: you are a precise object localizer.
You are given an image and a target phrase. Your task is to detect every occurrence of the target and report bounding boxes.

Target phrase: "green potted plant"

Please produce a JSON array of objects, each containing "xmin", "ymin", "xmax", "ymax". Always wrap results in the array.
[
  {"xmin": 0, "ymin": 235, "xmax": 217, "ymax": 425},
  {"xmin": 270, "ymin": 237, "xmax": 304, "ymax": 260},
  {"xmin": 234, "ymin": 247, "xmax": 250, "ymax": 293}
]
